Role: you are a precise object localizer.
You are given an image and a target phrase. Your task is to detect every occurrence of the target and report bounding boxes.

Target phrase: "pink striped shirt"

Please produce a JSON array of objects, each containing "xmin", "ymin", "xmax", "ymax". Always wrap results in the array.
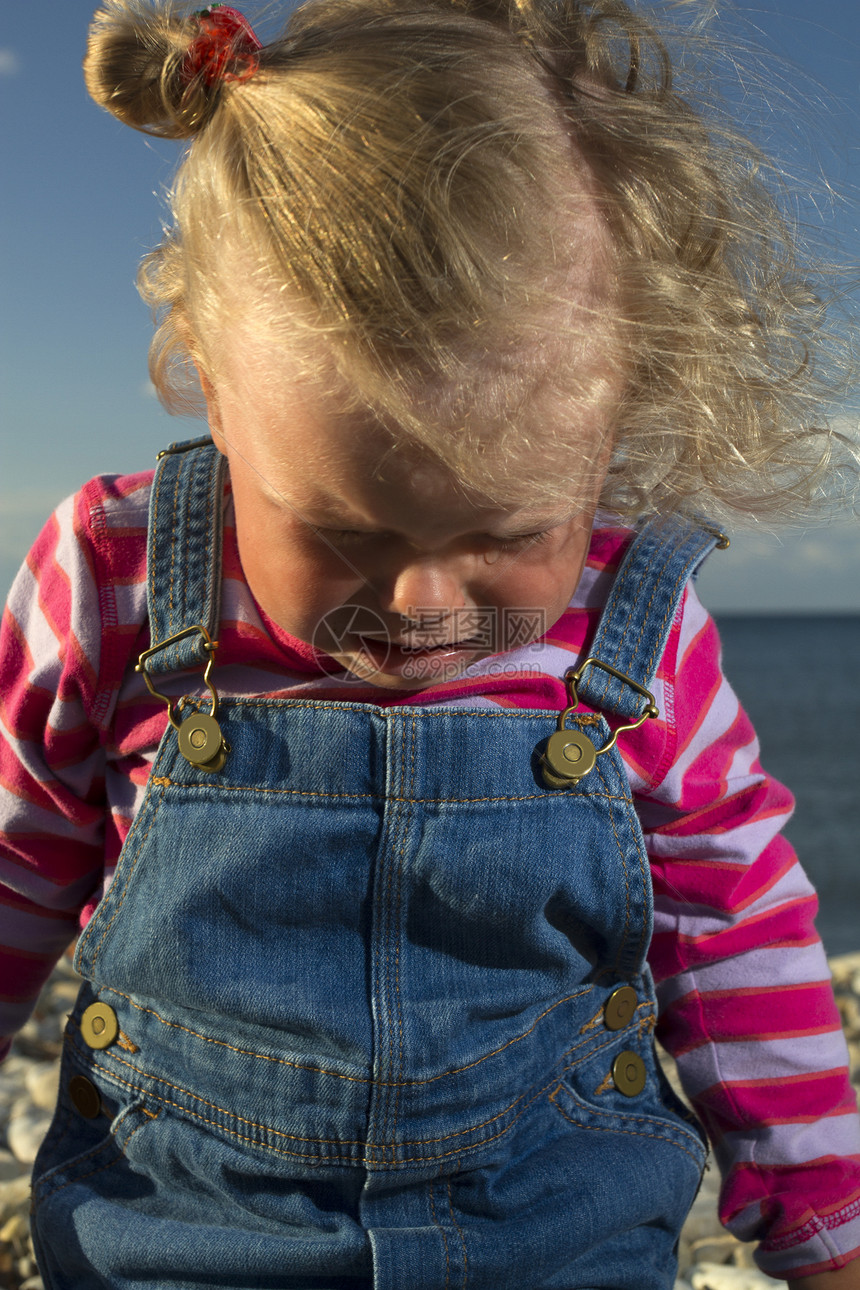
[{"xmin": 2, "ymin": 469, "xmax": 859, "ymax": 1278}]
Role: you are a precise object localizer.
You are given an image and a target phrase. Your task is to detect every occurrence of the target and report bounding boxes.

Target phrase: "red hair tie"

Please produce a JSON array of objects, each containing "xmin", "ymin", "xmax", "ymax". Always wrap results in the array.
[{"xmin": 184, "ymin": 4, "xmax": 263, "ymax": 86}]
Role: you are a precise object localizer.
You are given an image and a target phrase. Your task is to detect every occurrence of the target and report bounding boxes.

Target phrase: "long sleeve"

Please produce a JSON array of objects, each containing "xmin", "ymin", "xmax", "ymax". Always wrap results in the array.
[
  {"xmin": 0, "ymin": 491, "xmax": 107, "ymax": 1056},
  {"xmin": 637, "ymin": 584, "xmax": 860, "ymax": 1279},
  {"xmin": 0, "ymin": 472, "xmax": 154, "ymax": 1060}
]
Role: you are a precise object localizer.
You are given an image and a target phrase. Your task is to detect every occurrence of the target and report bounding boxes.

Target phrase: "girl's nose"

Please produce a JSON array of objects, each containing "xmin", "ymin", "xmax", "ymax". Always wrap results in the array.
[{"xmin": 383, "ymin": 559, "xmax": 470, "ymax": 625}]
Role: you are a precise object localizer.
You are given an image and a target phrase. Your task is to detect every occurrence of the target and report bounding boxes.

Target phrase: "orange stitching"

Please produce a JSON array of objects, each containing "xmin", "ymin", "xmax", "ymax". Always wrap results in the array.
[
  {"xmin": 595, "ymin": 758, "xmax": 632, "ymax": 975},
  {"xmin": 84, "ymin": 783, "xmax": 167, "ymax": 970},
  {"xmin": 75, "ymin": 1001, "xmax": 639, "ymax": 1166},
  {"xmin": 82, "ymin": 1045, "xmax": 574, "ymax": 1165},
  {"xmin": 156, "ymin": 781, "xmax": 628, "ymax": 806},
  {"xmin": 390, "ymin": 1074, "xmax": 560, "ymax": 1164},
  {"xmin": 163, "ymin": 783, "xmax": 381, "ymax": 799},
  {"xmin": 182, "ymin": 455, "xmax": 193, "ymax": 631},
  {"xmin": 100, "ymin": 983, "xmax": 593, "ymax": 1087},
  {"xmin": 378, "ymin": 715, "xmax": 409, "ymax": 1160},
  {"xmin": 168, "ymin": 449, "xmax": 182, "ymax": 629},
  {"xmin": 630, "ymin": 528, "xmax": 701, "ymax": 694},
  {"xmin": 375, "ymin": 716, "xmax": 402, "ymax": 1159},
  {"xmin": 116, "ymin": 1031, "xmax": 138, "ymax": 1053},
  {"xmin": 429, "ymin": 1181, "xmax": 451, "ymax": 1290},
  {"xmin": 391, "ymin": 715, "xmax": 415, "ymax": 1146},
  {"xmin": 81, "ymin": 1026, "xmax": 540, "ymax": 1153},
  {"xmin": 605, "ymin": 534, "xmax": 664, "ymax": 673},
  {"xmin": 116, "ymin": 1107, "xmax": 160, "ymax": 1153},
  {"xmin": 592, "ymin": 525, "xmax": 700, "ymax": 709},
  {"xmin": 91, "ymin": 1024, "xmax": 628, "ymax": 1154},
  {"xmin": 185, "ymin": 700, "xmax": 560, "ymax": 719},
  {"xmin": 149, "ymin": 464, "xmax": 165, "ymax": 642},
  {"xmin": 560, "ymin": 1027, "xmax": 633, "ymax": 1073},
  {"xmin": 548, "ymin": 1085, "xmax": 704, "ymax": 1168},
  {"xmin": 594, "ymin": 1070, "xmax": 614, "ymax": 1095},
  {"xmin": 123, "ymin": 988, "xmax": 371, "ymax": 1081},
  {"xmin": 390, "ymin": 714, "xmax": 411, "ymax": 1154},
  {"xmin": 370, "ymin": 753, "xmax": 387, "ymax": 1159},
  {"xmin": 199, "ymin": 450, "xmax": 214, "ymax": 636},
  {"xmin": 579, "ymin": 998, "xmax": 653, "ymax": 1039},
  {"xmin": 640, "ymin": 536, "xmax": 706, "ymax": 683},
  {"xmin": 607, "ymin": 756, "xmax": 652, "ymax": 970},
  {"xmin": 605, "ymin": 528, "xmax": 683, "ymax": 683},
  {"xmin": 579, "ymin": 1006, "xmax": 605, "ymax": 1035},
  {"xmin": 552, "ymin": 1077, "xmax": 697, "ymax": 1136},
  {"xmin": 399, "ymin": 717, "xmax": 420, "ymax": 1140},
  {"xmin": 81, "ymin": 1044, "xmax": 368, "ymax": 1149}
]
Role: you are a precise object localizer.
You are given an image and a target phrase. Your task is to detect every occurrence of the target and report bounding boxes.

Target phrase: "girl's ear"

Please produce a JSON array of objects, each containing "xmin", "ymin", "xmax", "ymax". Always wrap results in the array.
[{"xmin": 196, "ymin": 364, "xmax": 226, "ymax": 453}]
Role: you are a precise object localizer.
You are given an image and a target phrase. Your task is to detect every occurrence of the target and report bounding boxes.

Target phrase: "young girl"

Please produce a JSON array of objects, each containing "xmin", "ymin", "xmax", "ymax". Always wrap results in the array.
[{"xmin": 2, "ymin": 0, "xmax": 859, "ymax": 1286}]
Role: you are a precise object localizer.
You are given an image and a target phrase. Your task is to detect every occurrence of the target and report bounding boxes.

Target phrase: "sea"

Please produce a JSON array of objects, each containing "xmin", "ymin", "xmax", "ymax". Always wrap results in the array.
[{"xmin": 715, "ymin": 615, "xmax": 860, "ymax": 956}]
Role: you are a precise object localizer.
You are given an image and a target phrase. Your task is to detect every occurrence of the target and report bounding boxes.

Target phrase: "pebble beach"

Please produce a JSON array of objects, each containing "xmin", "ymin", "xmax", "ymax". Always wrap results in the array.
[{"xmin": 2, "ymin": 954, "xmax": 859, "ymax": 1290}]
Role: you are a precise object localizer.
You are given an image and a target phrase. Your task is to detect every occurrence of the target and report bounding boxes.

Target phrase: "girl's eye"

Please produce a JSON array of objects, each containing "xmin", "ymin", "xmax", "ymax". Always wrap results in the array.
[
  {"xmin": 315, "ymin": 528, "xmax": 381, "ymax": 546},
  {"xmin": 491, "ymin": 530, "xmax": 550, "ymax": 552},
  {"xmin": 313, "ymin": 527, "xmax": 552, "ymax": 550}
]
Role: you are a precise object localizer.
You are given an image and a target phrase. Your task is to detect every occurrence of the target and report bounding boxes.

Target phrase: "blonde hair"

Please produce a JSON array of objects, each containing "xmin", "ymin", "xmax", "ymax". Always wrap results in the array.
[{"xmin": 84, "ymin": 0, "xmax": 857, "ymax": 524}]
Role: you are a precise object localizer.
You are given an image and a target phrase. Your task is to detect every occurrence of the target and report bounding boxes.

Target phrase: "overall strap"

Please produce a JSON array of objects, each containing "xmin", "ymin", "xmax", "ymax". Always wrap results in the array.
[
  {"xmin": 576, "ymin": 516, "xmax": 725, "ymax": 720},
  {"xmin": 144, "ymin": 437, "xmax": 227, "ymax": 676}
]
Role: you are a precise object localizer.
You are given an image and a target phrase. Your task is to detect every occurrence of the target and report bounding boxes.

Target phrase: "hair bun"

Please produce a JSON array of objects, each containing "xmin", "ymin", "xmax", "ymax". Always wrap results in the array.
[{"xmin": 84, "ymin": 1, "xmax": 234, "ymax": 138}]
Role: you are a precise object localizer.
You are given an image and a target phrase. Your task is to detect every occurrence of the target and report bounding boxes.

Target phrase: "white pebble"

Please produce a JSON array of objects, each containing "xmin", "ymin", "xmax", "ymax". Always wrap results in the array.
[
  {"xmin": 25, "ymin": 1060, "xmax": 60, "ymax": 1113},
  {"xmin": 38, "ymin": 990, "xmax": 78, "ymax": 1026},
  {"xmin": 7, "ymin": 1096, "xmax": 51, "ymax": 1165},
  {"xmin": 690, "ymin": 1263, "xmax": 783, "ymax": 1289},
  {"xmin": 0, "ymin": 1054, "xmax": 33, "ymax": 1086},
  {"xmin": 690, "ymin": 1235, "xmax": 747, "ymax": 1266},
  {"xmin": 0, "ymin": 1171, "xmax": 31, "ymax": 1213},
  {"xmin": 0, "ymin": 1147, "xmax": 24, "ymax": 1182}
]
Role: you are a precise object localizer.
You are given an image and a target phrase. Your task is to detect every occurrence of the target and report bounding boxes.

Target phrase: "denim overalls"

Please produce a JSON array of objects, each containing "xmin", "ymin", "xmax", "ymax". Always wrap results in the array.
[{"xmin": 32, "ymin": 440, "xmax": 715, "ymax": 1289}]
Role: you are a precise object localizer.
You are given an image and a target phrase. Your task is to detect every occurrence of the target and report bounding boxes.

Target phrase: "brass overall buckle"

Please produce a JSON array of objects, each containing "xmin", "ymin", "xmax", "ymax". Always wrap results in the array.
[
  {"xmin": 541, "ymin": 658, "xmax": 659, "ymax": 789},
  {"xmin": 136, "ymin": 625, "xmax": 229, "ymax": 773}
]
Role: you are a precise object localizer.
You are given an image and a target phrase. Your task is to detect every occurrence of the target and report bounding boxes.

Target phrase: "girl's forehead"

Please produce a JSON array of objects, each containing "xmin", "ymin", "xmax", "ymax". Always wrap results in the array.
[
  {"xmin": 210, "ymin": 308, "xmax": 615, "ymax": 514},
  {"xmin": 247, "ymin": 404, "xmax": 559, "ymax": 526},
  {"xmin": 216, "ymin": 366, "xmax": 588, "ymax": 530}
]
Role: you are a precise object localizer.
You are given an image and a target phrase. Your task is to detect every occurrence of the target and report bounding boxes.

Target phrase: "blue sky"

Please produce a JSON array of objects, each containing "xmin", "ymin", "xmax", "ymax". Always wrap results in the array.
[{"xmin": 1, "ymin": 0, "xmax": 858, "ymax": 610}]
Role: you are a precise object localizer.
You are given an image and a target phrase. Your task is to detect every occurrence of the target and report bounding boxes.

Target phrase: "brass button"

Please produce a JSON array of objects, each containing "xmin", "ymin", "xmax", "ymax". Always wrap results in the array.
[
  {"xmin": 81, "ymin": 1002, "xmax": 119, "ymax": 1050},
  {"xmin": 612, "ymin": 1050, "xmax": 647, "ymax": 1097},
  {"xmin": 69, "ymin": 1074, "xmax": 102, "ymax": 1119},
  {"xmin": 603, "ymin": 985, "xmax": 638, "ymax": 1032},
  {"xmin": 178, "ymin": 713, "xmax": 226, "ymax": 771},
  {"xmin": 543, "ymin": 730, "xmax": 597, "ymax": 785}
]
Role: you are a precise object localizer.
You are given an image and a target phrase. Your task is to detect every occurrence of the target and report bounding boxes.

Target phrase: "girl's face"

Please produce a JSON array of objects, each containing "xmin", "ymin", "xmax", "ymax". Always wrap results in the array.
[{"xmin": 203, "ymin": 348, "xmax": 609, "ymax": 690}]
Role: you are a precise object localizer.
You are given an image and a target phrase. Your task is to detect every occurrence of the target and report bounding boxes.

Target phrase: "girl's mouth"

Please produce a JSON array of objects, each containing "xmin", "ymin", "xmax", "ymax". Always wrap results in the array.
[{"xmin": 354, "ymin": 634, "xmax": 484, "ymax": 679}]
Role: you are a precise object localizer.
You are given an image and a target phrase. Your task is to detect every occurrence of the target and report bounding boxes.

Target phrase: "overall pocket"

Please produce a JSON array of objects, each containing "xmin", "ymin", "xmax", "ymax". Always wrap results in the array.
[
  {"xmin": 31, "ymin": 1051, "xmax": 160, "ymax": 1290},
  {"xmin": 549, "ymin": 1029, "xmax": 708, "ymax": 1235}
]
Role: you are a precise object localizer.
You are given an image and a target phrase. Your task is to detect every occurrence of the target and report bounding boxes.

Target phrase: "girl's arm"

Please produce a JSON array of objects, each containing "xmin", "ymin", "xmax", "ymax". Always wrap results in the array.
[
  {"xmin": 633, "ymin": 582, "xmax": 860, "ymax": 1282},
  {"xmin": 0, "ymin": 475, "xmax": 148, "ymax": 1058}
]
